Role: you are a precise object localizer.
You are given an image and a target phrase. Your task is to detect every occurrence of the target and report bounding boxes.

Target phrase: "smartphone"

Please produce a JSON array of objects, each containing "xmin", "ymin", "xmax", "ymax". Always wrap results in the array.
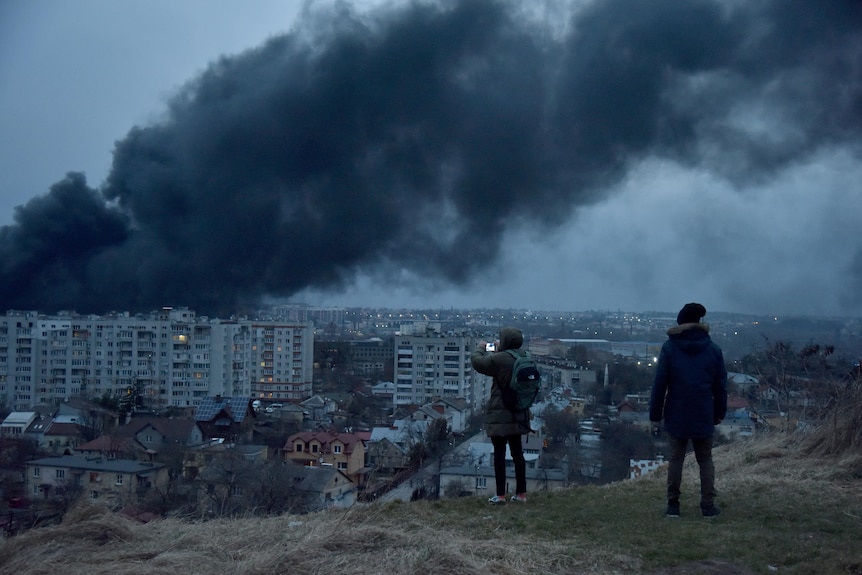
[{"xmin": 485, "ymin": 342, "xmax": 496, "ymax": 352}]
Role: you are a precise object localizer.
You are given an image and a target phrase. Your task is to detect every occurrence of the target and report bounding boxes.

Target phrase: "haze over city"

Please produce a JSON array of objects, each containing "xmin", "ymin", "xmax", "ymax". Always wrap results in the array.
[{"xmin": 2, "ymin": 0, "xmax": 861, "ymax": 317}]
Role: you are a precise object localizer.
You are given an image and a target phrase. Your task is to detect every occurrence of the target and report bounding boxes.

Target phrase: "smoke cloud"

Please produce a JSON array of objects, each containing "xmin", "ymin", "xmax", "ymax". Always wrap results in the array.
[{"xmin": 1, "ymin": 0, "xmax": 860, "ymax": 315}]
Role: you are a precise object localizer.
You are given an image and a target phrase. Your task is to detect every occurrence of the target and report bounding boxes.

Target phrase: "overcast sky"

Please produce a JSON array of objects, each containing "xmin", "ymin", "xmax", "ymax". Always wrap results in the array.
[{"xmin": 1, "ymin": 0, "xmax": 861, "ymax": 318}]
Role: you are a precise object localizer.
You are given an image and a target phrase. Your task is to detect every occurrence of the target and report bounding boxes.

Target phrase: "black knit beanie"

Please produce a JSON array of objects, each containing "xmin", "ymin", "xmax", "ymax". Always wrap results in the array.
[{"xmin": 677, "ymin": 302, "xmax": 706, "ymax": 325}]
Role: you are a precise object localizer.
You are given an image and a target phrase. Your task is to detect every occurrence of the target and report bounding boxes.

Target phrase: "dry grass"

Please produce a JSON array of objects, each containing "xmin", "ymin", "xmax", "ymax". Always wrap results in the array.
[{"xmin": 2, "ymin": 402, "xmax": 861, "ymax": 575}]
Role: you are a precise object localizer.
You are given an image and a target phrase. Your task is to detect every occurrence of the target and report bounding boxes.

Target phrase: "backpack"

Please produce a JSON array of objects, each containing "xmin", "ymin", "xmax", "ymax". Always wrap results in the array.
[{"xmin": 501, "ymin": 349, "xmax": 541, "ymax": 411}]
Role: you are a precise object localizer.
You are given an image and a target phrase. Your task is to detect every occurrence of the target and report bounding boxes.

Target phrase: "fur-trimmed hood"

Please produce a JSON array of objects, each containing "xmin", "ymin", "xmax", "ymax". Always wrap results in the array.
[
  {"xmin": 666, "ymin": 322, "xmax": 711, "ymax": 355},
  {"xmin": 666, "ymin": 322, "xmax": 710, "ymax": 336}
]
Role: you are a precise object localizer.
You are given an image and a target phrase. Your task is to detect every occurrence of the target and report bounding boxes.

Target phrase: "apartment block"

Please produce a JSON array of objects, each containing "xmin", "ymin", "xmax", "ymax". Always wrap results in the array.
[
  {"xmin": 248, "ymin": 321, "xmax": 314, "ymax": 403},
  {"xmin": 0, "ymin": 308, "xmax": 313, "ymax": 411},
  {"xmin": 393, "ymin": 332, "xmax": 479, "ymax": 409}
]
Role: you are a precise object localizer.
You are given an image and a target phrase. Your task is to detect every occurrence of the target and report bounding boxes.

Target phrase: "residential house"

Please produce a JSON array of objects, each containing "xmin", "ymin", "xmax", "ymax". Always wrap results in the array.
[
  {"xmin": 41, "ymin": 416, "xmax": 86, "ymax": 455},
  {"xmin": 56, "ymin": 397, "xmax": 121, "ymax": 433},
  {"xmin": 370, "ymin": 381, "xmax": 395, "ymax": 400},
  {"xmin": 1, "ymin": 412, "xmax": 38, "ymax": 436},
  {"xmin": 76, "ymin": 416, "xmax": 204, "ymax": 462},
  {"xmin": 718, "ymin": 415, "xmax": 756, "ymax": 438},
  {"xmin": 717, "ymin": 395, "xmax": 756, "ymax": 438},
  {"xmin": 728, "ymin": 372, "xmax": 759, "ymax": 396},
  {"xmin": 426, "ymin": 398, "xmax": 471, "ymax": 434},
  {"xmin": 366, "ymin": 419, "xmax": 429, "ymax": 473},
  {"xmin": 76, "ymin": 434, "xmax": 152, "ymax": 462},
  {"xmin": 266, "ymin": 402, "xmax": 305, "ymax": 425},
  {"xmin": 406, "ymin": 404, "xmax": 451, "ymax": 430},
  {"xmin": 616, "ymin": 400, "xmax": 639, "ymax": 415},
  {"xmin": 439, "ymin": 462, "xmax": 567, "ymax": 498},
  {"xmin": 195, "ymin": 396, "xmax": 255, "ymax": 442},
  {"xmin": 182, "ymin": 440, "xmax": 268, "ymax": 482},
  {"xmin": 284, "ymin": 430, "xmax": 368, "ymax": 487},
  {"xmin": 21, "ymin": 413, "xmax": 51, "ymax": 445},
  {"xmin": 440, "ymin": 432, "xmax": 565, "ymax": 497},
  {"xmin": 25, "ymin": 455, "xmax": 167, "ymax": 507},
  {"xmin": 300, "ymin": 395, "xmax": 335, "ymax": 423},
  {"xmin": 288, "ymin": 464, "xmax": 356, "ymax": 510},
  {"xmin": 566, "ymin": 397, "xmax": 587, "ymax": 416},
  {"xmin": 366, "ymin": 437, "xmax": 409, "ymax": 474},
  {"xmin": 132, "ymin": 417, "xmax": 204, "ymax": 451},
  {"xmin": 467, "ymin": 435, "xmax": 547, "ymax": 471},
  {"xmin": 629, "ymin": 456, "xmax": 666, "ymax": 479},
  {"xmin": 536, "ymin": 358, "xmax": 598, "ymax": 395},
  {"xmin": 195, "ymin": 459, "xmax": 355, "ymax": 515}
]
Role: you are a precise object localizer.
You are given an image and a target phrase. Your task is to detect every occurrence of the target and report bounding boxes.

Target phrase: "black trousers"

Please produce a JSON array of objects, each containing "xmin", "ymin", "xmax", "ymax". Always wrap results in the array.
[
  {"xmin": 491, "ymin": 434, "xmax": 527, "ymax": 496},
  {"xmin": 667, "ymin": 434, "xmax": 716, "ymax": 507}
]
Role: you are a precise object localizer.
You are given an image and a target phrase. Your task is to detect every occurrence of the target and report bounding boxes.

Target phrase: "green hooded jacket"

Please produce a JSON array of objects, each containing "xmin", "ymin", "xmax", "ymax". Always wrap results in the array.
[{"xmin": 471, "ymin": 326, "xmax": 531, "ymax": 437}]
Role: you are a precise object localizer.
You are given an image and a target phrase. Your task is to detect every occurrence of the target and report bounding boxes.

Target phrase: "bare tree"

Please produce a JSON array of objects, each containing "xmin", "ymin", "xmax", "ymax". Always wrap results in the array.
[{"xmin": 197, "ymin": 448, "xmax": 255, "ymax": 517}]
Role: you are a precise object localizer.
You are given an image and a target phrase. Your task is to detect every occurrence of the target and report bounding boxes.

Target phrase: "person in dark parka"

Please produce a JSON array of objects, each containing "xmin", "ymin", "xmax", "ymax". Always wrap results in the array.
[
  {"xmin": 650, "ymin": 303, "xmax": 728, "ymax": 518},
  {"xmin": 471, "ymin": 326, "xmax": 531, "ymax": 504}
]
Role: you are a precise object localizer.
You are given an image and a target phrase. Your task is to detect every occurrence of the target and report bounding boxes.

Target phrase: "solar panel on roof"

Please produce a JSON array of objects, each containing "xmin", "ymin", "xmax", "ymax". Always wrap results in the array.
[{"xmin": 195, "ymin": 396, "xmax": 251, "ymax": 421}]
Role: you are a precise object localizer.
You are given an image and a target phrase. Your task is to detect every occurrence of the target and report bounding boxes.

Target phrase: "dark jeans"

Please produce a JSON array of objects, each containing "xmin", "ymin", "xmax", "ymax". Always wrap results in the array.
[
  {"xmin": 491, "ymin": 434, "xmax": 527, "ymax": 496},
  {"xmin": 667, "ymin": 434, "xmax": 716, "ymax": 508}
]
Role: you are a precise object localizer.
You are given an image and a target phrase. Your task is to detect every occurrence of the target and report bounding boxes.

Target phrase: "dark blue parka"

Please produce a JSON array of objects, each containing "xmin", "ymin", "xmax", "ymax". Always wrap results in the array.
[{"xmin": 649, "ymin": 323, "xmax": 728, "ymax": 439}]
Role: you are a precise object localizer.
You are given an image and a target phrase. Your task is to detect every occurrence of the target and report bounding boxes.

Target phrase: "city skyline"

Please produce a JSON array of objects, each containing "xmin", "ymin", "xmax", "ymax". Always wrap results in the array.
[{"xmin": 2, "ymin": 1, "xmax": 861, "ymax": 318}]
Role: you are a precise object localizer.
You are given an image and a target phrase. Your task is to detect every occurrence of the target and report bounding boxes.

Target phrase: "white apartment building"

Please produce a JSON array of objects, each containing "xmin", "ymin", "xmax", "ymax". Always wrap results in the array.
[
  {"xmin": 248, "ymin": 321, "xmax": 314, "ymax": 403},
  {"xmin": 0, "ymin": 308, "xmax": 313, "ymax": 411},
  {"xmin": 393, "ymin": 332, "xmax": 481, "ymax": 409}
]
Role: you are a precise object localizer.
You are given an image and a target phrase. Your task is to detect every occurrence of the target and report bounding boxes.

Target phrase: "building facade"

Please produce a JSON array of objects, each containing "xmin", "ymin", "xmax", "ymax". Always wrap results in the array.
[
  {"xmin": 393, "ymin": 332, "xmax": 478, "ymax": 409},
  {"xmin": 25, "ymin": 455, "xmax": 167, "ymax": 506},
  {"xmin": 248, "ymin": 321, "xmax": 314, "ymax": 403},
  {"xmin": 0, "ymin": 308, "xmax": 313, "ymax": 411}
]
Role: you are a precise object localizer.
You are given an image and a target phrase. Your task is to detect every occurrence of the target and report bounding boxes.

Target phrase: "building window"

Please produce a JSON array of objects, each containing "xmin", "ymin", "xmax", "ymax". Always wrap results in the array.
[
  {"xmin": 337, "ymin": 462, "xmax": 347, "ymax": 470},
  {"xmin": 33, "ymin": 467, "xmax": 40, "ymax": 478},
  {"xmin": 231, "ymin": 485, "xmax": 243, "ymax": 497},
  {"xmin": 475, "ymin": 477, "xmax": 487, "ymax": 489},
  {"xmin": 115, "ymin": 475, "xmax": 123, "ymax": 486},
  {"xmin": 333, "ymin": 444, "xmax": 342, "ymax": 454},
  {"xmin": 311, "ymin": 444, "xmax": 319, "ymax": 453},
  {"xmin": 295, "ymin": 443, "xmax": 303, "ymax": 453},
  {"xmin": 56, "ymin": 469, "xmax": 65, "ymax": 479}
]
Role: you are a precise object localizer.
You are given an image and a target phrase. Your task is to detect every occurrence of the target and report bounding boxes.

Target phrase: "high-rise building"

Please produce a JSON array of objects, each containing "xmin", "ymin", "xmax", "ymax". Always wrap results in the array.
[
  {"xmin": 393, "ymin": 331, "xmax": 480, "ymax": 409},
  {"xmin": 0, "ymin": 308, "xmax": 313, "ymax": 411},
  {"xmin": 248, "ymin": 321, "xmax": 314, "ymax": 403}
]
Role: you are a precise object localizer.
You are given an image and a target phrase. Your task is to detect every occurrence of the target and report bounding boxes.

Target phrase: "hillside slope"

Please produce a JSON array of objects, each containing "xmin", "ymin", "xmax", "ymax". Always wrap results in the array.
[{"xmin": 1, "ymin": 425, "xmax": 860, "ymax": 575}]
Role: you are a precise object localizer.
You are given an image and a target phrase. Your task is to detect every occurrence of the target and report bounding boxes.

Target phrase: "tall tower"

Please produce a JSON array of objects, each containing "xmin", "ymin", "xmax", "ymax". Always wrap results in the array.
[{"xmin": 393, "ymin": 330, "xmax": 476, "ymax": 409}]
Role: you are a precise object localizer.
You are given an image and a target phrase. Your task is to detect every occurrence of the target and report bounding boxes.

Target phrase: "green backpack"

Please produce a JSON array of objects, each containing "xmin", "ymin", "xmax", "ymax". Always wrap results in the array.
[{"xmin": 502, "ymin": 349, "xmax": 541, "ymax": 411}]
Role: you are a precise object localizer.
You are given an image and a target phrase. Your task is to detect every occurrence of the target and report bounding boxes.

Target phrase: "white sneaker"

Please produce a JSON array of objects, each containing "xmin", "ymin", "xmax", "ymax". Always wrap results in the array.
[{"xmin": 488, "ymin": 495, "xmax": 506, "ymax": 504}]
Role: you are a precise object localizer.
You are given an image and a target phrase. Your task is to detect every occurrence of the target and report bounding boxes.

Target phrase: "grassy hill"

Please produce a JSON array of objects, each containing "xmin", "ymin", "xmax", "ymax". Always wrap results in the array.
[{"xmin": 1, "ymin": 412, "xmax": 860, "ymax": 574}]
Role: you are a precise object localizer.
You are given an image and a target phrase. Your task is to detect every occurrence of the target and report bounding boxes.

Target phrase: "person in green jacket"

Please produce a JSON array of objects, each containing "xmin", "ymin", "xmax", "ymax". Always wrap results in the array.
[{"xmin": 471, "ymin": 326, "xmax": 531, "ymax": 504}]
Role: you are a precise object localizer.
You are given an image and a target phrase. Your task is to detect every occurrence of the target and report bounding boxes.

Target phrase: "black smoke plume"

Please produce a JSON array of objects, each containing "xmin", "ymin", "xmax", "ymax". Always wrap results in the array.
[{"xmin": 2, "ymin": 0, "xmax": 860, "ymax": 315}]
